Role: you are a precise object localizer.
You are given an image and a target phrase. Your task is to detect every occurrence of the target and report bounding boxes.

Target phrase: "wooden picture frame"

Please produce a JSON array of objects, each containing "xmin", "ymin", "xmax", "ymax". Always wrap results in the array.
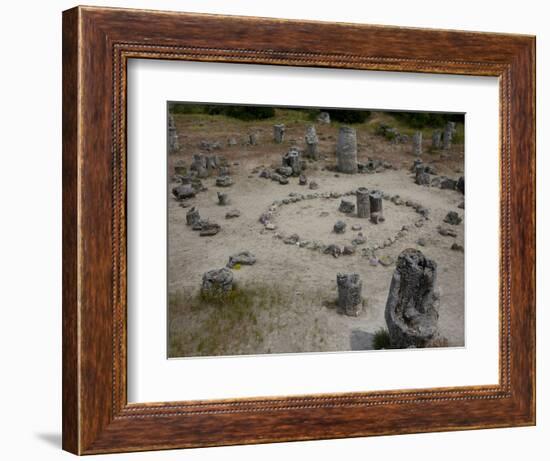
[{"xmin": 62, "ymin": 5, "xmax": 536, "ymax": 455}]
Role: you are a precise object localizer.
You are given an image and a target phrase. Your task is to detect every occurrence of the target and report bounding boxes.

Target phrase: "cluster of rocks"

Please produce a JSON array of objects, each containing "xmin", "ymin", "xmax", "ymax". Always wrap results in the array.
[
  {"xmin": 185, "ymin": 207, "xmax": 221, "ymax": 237},
  {"xmin": 198, "ymin": 139, "xmax": 223, "ymax": 152},
  {"xmin": 357, "ymin": 158, "xmax": 393, "ymax": 174},
  {"xmin": 375, "ymin": 123, "xmax": 410, "ymax": 144},
  {"xmin": 201, "ymin": 251, "xmax": 257, "ymax": 295},
  {"xmin": 256, "ymin": 189, "xmax": 430, "ymax": 260},
  {"xmin": 171, "ymin": 173, "xmax": 208, "ymax": 200},
  {"xmin": 412, "ymin": 160, "xmax": 464, "ymax": 194},
  {"xmin": 431, "ymin": 122, "xmax": 457, "ymax": 151},
  {"xmin": 337, "ymin": 247, "xmax": 446, "ymax": 351}
]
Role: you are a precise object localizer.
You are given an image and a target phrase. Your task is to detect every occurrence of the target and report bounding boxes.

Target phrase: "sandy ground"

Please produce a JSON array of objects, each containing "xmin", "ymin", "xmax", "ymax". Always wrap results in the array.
[{"xmin": 168, "ymin": 113, "xmax": 465, "ymax": 357}]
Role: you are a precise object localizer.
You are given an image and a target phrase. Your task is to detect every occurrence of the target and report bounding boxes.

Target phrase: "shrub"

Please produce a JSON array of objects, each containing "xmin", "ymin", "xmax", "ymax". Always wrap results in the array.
[
  {"xmin": 373, "ymin": 328, "xmax": 392, "ymax": 350},
  {"xmin": 327, "ymin": 109, "xmax": 371, "ymax": 124},
  {"xmin": 392, "ymin": 111, "xmax": 464, "ymax": 129}
]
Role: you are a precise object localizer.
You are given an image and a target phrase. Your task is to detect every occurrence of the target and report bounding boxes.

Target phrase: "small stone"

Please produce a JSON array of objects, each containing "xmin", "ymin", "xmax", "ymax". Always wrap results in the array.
[
  {"xmin": 199, "ymin": 223, "xmax": 221, "ymax": 236},
  {"xmin": 227, "ymin": 251, "xmax": 256, "ymax": 268},
  {"xmin": 379, "ymin": 255, "xmax": 395, "ymax": 267},
  {"xmin": 351, "ymin": 225, "xmax": 362, "ymax": 231},
  {"xmin": 343, "ymin": 245, "xmax": 356, "ymax": 255},
  {"xmin": 339, "ymin": 199, "xmax": 356, "ymax": 214},
  {"xmin": 277, "ymin": 166, "xmax": 293, "ymax": 177},
  {"xmin": 225, "ymin": 209, "xmax": 241, "ymax": 219},
  {"xmin": 309, "ymin": 181, "xmax": 319, "ymax": 190},
  {"xmin": 283, "ymin": 233, "xmax": 300, "ymax": 245},
  {"xmin": 369, "ymin": 257, "xmax": 379, "ymax": 266},
  {"xmin": 186, "ymin": 207, "xmax": 201, "ymax": 226},
  {"xmin": 299, "ymin": 174, "xmax": 307, "ymax": 186},
  {"xmin": 265, "ymin": 223, "xmax": 276, "ymax": 230},
  {"xmin": 278, "ymin": 176, "xmax": 289, "ymax": 185},
  {"xmin": 216, "ymin": 176, "xmax": 233, "ymax": 187},
  {"xmin": 324, "ymin": 244, "xmax": 342, "ymax": 258},
  {"xmin": 443, "ymin": 211, "xmax": 462, "ymax": 225},
  {"xmin": 259, "ymin": 169, "xmax": 272, "ymax": 179},
  {"xmin": 451, "ymin": 243, "xmax": 464, "ymax": 252},
  {"xmin": 417, "ymin": 238, "xmax": 426, "ymax": 247},
  {"xmin": 440, "ymin": 177, "xmax": 458, "ymax": 190},
  {"xmin": 172, "ymin": 184, "xmax": 196, "ymax": 200},
  {"xmin": 352, "ymin": 234, "xmax": 366, "ymax": 246},
  {"xmin": 202, "ymin": 268, "xmax": 234, "ymax": 294},
  {"xmin": 415, "ymin": 220, "xmax": 424, "ymax": 228},
  {"xmin": 438, "ymin": 226, "xmax": 458, "ymax": 237},
  {"xmin": 457, "ymin": 201, "xmax": 465, "ymax": 209},
  {"xmin": 217, "ymin": 192, "xmax": 229, "ymax": 206},
  {"xmin": 334, "ymin": 220, "xmax": 347, "ymax": 234}
]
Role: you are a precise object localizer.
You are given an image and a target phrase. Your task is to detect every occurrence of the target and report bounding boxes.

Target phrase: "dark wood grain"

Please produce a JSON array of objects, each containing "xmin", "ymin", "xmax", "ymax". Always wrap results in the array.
[{"xmin": 62, "ymin": 5, "xmax": 536, "ymax": 455}]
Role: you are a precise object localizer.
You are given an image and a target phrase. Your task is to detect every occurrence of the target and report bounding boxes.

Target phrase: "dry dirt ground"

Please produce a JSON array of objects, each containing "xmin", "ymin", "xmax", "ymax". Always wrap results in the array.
[{"xmin": 168, "ymin": 111, "xmax": 465, "ymax": 358}]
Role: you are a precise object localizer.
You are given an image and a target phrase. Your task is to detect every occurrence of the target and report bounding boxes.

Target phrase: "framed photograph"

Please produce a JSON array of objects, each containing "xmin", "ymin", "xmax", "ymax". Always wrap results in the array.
[{"xmin": 62, "ymin": 6, "xmax": 535, "ymax": 455}]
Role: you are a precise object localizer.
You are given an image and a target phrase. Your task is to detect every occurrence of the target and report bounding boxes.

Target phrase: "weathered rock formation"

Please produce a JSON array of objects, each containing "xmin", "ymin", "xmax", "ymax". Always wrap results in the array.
[
  {"xmin": 168, "ymin": 114, "xmax": 179, "ymax": 154},
  {"xmin": 227, "ymin": 251, "xmax": 256, "ymax": 268},
  {"xmin": 282, "ymin": 147, "xmax": 302, "ymax": 176},
  {"xmin": 273, "ymin": 124, "xmax": 285, "ymax": 143},
  {"xmin": 217, "ymin": 192, "xmax": 229, "ymax": 206},
  {"xmin": 305, "ymin": 125, "xmax": 319, "ymax": 160},
  {"xmin": 201, "ymin": 268, "xmax": 234, "ymax": 294},
  {"xmin": 369, "ymin": 190, "xmax": 383, "ymax": 224},
  {"xmin": 432, "ymin": 129, "xmax": 442, "ymax": 149},
  {"xmin": 443, "ymin": 121, "xmax": 454, "ymax": 149},
  {"xmin": 186, "ymin": 207, "xmax": 200, "ymax": 226},
  {"xmin": 384, "ymin": 249, "xmax": 440, "ymax": 348},
  {"xmin": 334, "ymin": 220, "xmax": 346, "ymax": 234},
  {"xmin": 317, "ymin": 112, "xmax": 331, "ymax": 124},
  {"xmin": 336, "ymin": 126, "xmax": 358, "ymax": 174},
  {"xmin": 412, "ymin": 131, "xmax": 423, "ymax": 156},
  {"xmin": 339, "ymin": 199, "xmax": 355, "ymax": 214},
  {"xmin": 337, "ymin": 273, "xmax": 363, "ymax": 316},
  {"xmin": 356, "ymin": 187, "xmax": 370, "ymax": 218}
]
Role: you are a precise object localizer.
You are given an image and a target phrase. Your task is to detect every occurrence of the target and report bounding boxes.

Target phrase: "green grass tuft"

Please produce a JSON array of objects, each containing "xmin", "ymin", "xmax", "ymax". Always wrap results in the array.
[{"xmin": 373, "ymin": 328, "xmax": 392, "ymax": 350}]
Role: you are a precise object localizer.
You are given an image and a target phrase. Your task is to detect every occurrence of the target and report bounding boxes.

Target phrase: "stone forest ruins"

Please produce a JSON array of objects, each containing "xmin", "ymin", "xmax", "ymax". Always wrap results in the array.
[{"xmin": 167, "ymin": 104, "xmax": 465, "ymax": 358}]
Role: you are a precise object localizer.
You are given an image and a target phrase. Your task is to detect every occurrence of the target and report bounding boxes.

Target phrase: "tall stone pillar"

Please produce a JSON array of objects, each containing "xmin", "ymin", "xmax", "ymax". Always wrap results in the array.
[
  {"xmin": 336, "ymin": 126, "xmax": 358, "ymax": 174},
  {"xmin": 384, "ymin": 249, "xmax": 440, "ymax": 348},
  {"xmin": 273, "ymin": 124, "xmax": 285, "ymax": 143},
  {"xmin": 356, "ymin": 187, "xmax": 370, "ymax": 218}
]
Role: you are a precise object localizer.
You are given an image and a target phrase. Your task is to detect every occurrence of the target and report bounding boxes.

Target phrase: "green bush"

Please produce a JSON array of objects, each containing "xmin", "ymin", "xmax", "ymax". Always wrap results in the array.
[
  {"xmin": 168, "ymin": 103, "xmax": 275, "ymax": 120},
  {"xmin": 373, "ymin": 328, "xmax": 392, "ymax": 350},
  {"xmin": 327, "ymin": 109, "xmax": 371, "ymax": 124},
  {"xmin": 392, "ymin": 111, "xmax": 464, "ymax": 129}
]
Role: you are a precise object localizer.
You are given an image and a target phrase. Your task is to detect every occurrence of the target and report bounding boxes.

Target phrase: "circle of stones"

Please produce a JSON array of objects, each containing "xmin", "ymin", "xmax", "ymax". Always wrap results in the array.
[{"xmin": 259, "ymin": 189, "xmax": 430, "ymax": 257}]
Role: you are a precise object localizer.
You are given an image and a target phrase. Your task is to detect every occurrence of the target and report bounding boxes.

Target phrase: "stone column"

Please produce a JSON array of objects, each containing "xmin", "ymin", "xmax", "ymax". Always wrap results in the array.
[
  {"xmin": 412, "ymin": 131, "xmax": 422, "ymax": 156},
  {"xmin": 337, "ymin": 273, "xmax": 363, "ymax": 317},
  {"xmin": 168, "ymin": 114, "xmax": 179, "ymax": 154},
  {"xmin": 431, "ymin": 130, "xmax": 442, "ymax": 149},
  {"xmin": 190, "ymin": 154, "xmax": 209, "ymax": 178},
  {"xmin": 186, "ymin": 207, "xmax": 201, "ymax": 226},
  {"xmin": 443, "ymin": 121, "xmax": 454, "ymax": 149},
  {"xmin": 356, "ymin": 187, "xmax": 370, "ymax": 218},
  {"xmin": 305, "ymin": 125, "xmax": 319, "ymax": 160},
  {"xmin": 217, "ymin": 192, "xmax": 229, "ymax": 206},
  {"xmin": 249, "ymin": 132, "xmax": 259, "ymax": 145},
  {"xmin": 369, "ymin": 190, "xmax": 383, "ymax": 223},
  {"xmin": 384, "ymin": 249, "xmax": 440, "ymax": 348},
  {"xmin": 273, "ymin": 124, "xmax": 285, "ymax": 143},
  {"xmin": 282, "ymin": 147, "xmax": 302, "ymax": 175},
  {"xmin": 336, "ymin": 126, "xmax": 358, "ymax": 174}
]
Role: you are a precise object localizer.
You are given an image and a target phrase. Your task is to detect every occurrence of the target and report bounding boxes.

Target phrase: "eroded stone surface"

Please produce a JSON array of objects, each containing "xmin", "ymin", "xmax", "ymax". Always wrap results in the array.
[
  {"xmin": 384, "ymin": 249, "xmax": 440, "ymax": 348},
  {"xmin": 337, "ymin": 273, "xmax": 363, "ymax": 316}
]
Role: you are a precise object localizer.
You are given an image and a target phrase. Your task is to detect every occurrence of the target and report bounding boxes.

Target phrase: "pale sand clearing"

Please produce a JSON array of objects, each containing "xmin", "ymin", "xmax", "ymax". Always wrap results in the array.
[{"xmin": 168, "ymin": 113, "xmax": 464, "ymax": 357}]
